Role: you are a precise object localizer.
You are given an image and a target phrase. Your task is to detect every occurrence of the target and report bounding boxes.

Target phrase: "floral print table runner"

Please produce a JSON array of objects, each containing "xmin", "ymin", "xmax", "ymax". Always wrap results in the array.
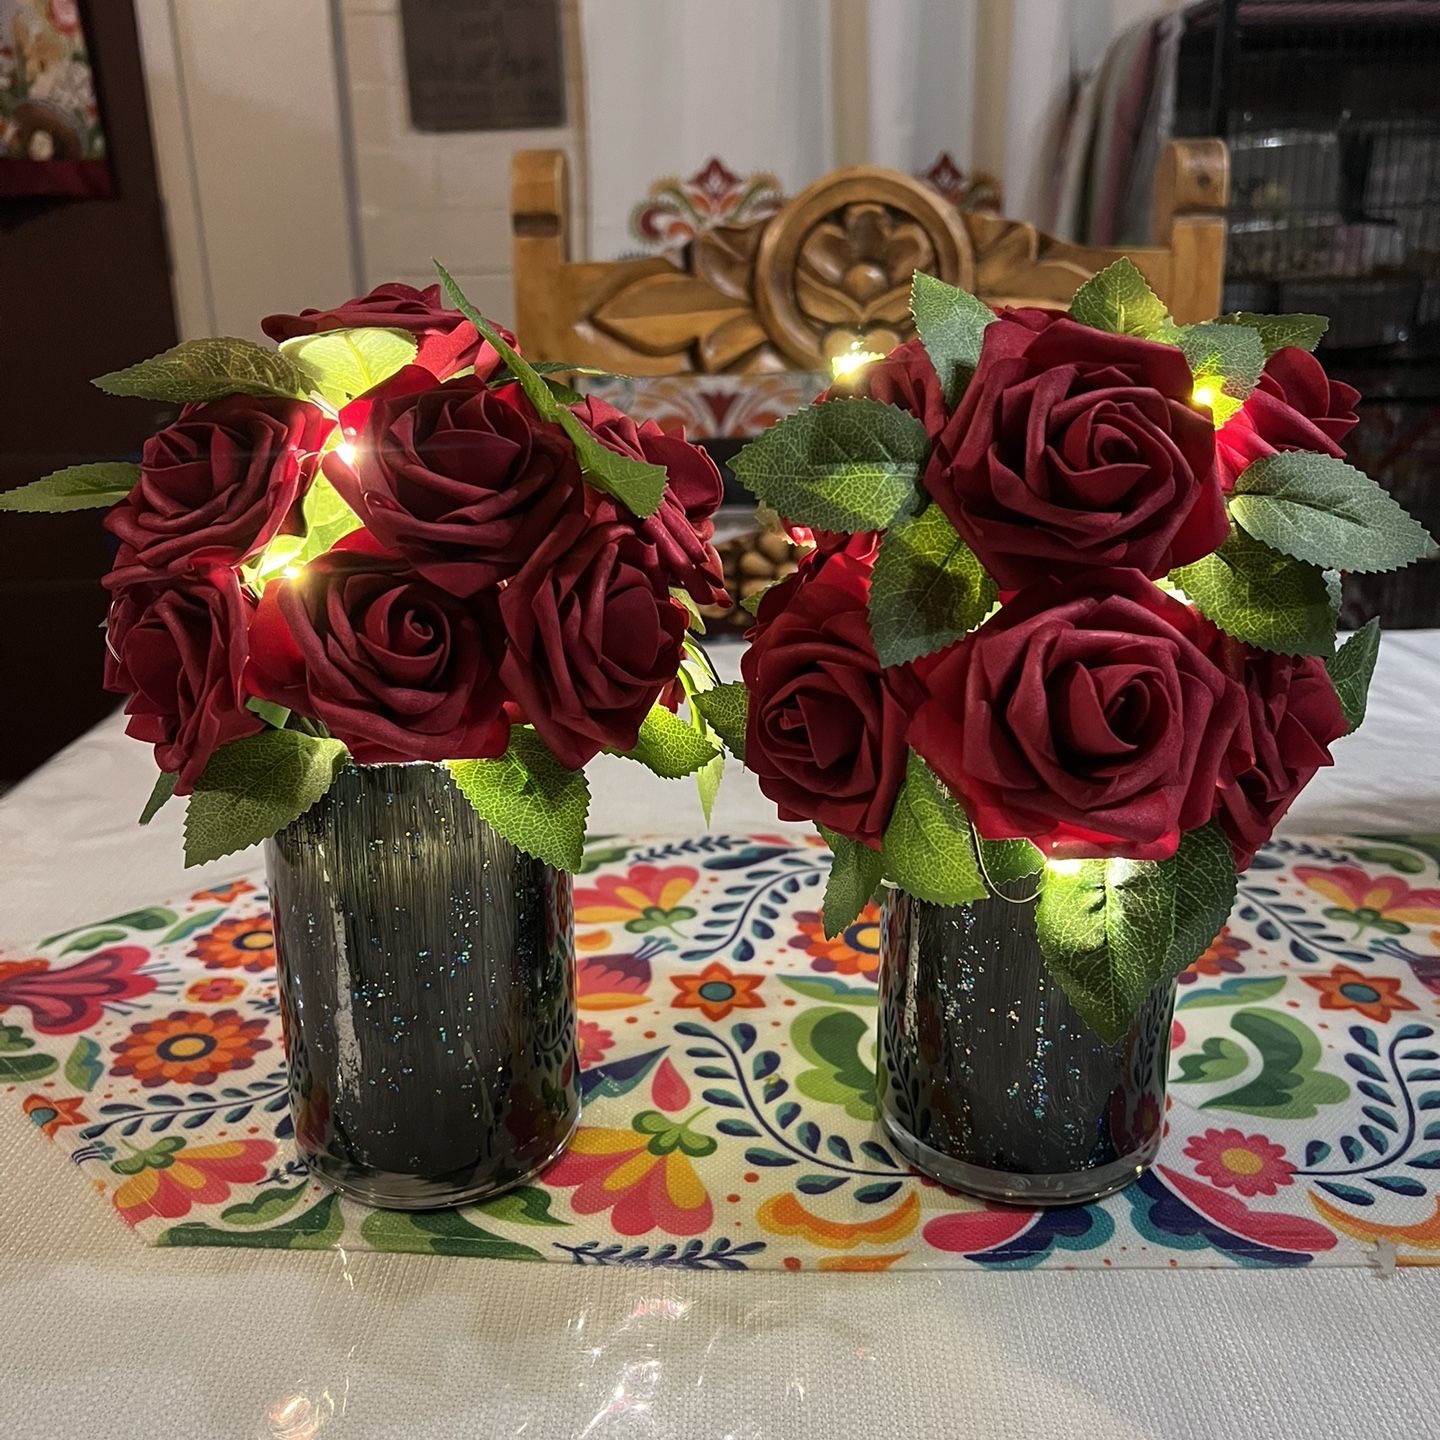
[{"xmin": 3, "ymin": 832, "xmax": 1439, "ymax": 1270}]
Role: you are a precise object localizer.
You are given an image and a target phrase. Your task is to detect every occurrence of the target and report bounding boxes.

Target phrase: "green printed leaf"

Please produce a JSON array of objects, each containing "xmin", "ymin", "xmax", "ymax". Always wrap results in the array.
[
  {"xmin": 0, "ymin": 462, "xmax": 139, "ymax": 513},
  {"xmin": 1068, "ymin": 258, "xmax": 1170, "ymax": 338},
  {"xmin": 437, "ymin": 262, "xmax": 666, "ymax": 518},
  {"xmin": 692, "ymin": 682, "xmax": 748, "ymax": 761},
  {"xmin": 474, "ymin": 1185, "xmax": 571, "ymax": 1227},
  {"xmin": 279, "ymin": 326, "xmax": 417, "ymax": 405},
  {"xmin": 220, "ymin": 1181, "xmax": 309, "ymax": 1227},
  {"xmin": 867, "ymin": 503, "xmax": 996, "ymax": 665},
  {"xmin": 1175, "ymin": 1034, "xmax": 1250, "ymax": 1085},
  {"xmin": 0, "ymin": 1025, "xmax": 58, "ymax": 1082},
  {"xmin": 1165, "ymin": 823, "xmax": 1238, "ymax": 982},
  {"xmin": 160, "ymin": 908, "xmax": 226, "ymax": 945},
  {"xmin": 1176, "ymin": 975, "xmax": 1287, "ymax": 1009},
  {"xmin": 94, "ymin": 337, "xmax": 313, "ymax": 403},
  {"xmin": 1326, "ymin": 617, "xmax": 1381, "ymax": 734},
  {"xmin": 1217, "ymin": 311, "xmax": 1328, "ymax": 357},
  {"xmin": 138, "ymin": 770, "xmax": 178, "ymax": 826},
  {"xmin": 447, "ymin": 728, "xmax": 589, "ymax": 871},
  {"xmin": 64, "ymin": 1037, "xmax": 104, "ymax": 1092},
  {"xmin": 59, "ymin": 929, "xmax": 130, "ymax": 955},
  {"xmin": 1178, "ymin": 321, "xmax": 1265, "ymax": 424},
  {"xmin": 819, "ymin": 829, "xmax": 884, "ymax": 938},
  {"xmin": 729, "ymin": 398, "xmax": 930, "ymax": 534},
  {"xmin": 881, "ymin": 753, "xmax": 986, "ymax": 906},
  {"xmin": 1035, "ymin": 856, "xmax": 1177, "ymax": 1044},
  {"xmin": 183, "ymin": 730, "xmax": 350, "ymax": 867},
  {"xmin": 161, "ymin": 1192, "xmax": 344, "ymax": 1249},
  {"xmin": 618, "ymin": 704, "xmax": 720, "ymax": 778},
  {"xmin": 910, "ymin": 270, "xmax": 995, "ymax": 404},
  {"xmin": 977, "ymin": 837, "xmax": 1045, "ymax": 886},
  {"xmin": 780, "ymin": 974, "xmax": 878, "ymax": 1007},
  {"xmin": 1202, "ymin": 1009, "xmax": 1349, "ymax": 1118},
  {"xmin": 358, "ymin": 1207, "xmax": 543, "ymax": 1260},
  {"xmin": 1230, "ymin": 451, "xmax": 1436, "ymax": 575},
  {"xmin": 791, "ymin": 1007, "xmax": 877, "ymax": 1120},
  {"xmin": 1173, "ymin": 529, "xmax": 1334, "ymax": 657}
]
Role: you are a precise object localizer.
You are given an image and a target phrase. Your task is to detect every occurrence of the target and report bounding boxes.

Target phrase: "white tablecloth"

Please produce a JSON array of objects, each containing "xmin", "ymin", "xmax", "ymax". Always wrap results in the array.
[{"xmin": 2, "ymin": 637, "xmax": 1439, "ymax": 1439}]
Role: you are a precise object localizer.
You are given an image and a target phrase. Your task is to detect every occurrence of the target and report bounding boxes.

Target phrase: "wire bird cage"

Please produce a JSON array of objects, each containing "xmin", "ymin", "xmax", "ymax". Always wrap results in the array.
[{"xmin": 1174, "ymin": 0, "xmax": 1440, "ymax": 627}]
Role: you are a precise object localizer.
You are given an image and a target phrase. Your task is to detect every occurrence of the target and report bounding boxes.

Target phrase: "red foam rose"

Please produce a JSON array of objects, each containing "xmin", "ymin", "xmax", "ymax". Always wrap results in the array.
[
  {"xmin": 104, "ymin": 567, "xmax": 263, "ymax": 793},
  {"xmin": 741, "ymin": 549, "xmax": 921, "ymax": 848},
  {"xmin": 910, "ymin": 570, "xmax": 1247, "ymax": 860}
]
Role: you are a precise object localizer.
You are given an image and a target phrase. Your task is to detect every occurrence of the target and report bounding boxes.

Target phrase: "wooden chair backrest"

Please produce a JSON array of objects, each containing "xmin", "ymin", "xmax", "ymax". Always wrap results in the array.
[{"xmin": 511, "ymin": 140, "xmax": 1229, "ymax": 374}]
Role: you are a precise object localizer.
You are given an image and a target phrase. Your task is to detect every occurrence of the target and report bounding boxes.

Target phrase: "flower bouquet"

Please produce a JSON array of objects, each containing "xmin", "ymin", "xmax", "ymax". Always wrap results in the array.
[
  {"xmin": 697, "ymin": 261, "xmax": 1435, "ymax": 1201},
  {"xmin": 0, "ymin": 266, "xmax": 728, "ymax": 1206}
]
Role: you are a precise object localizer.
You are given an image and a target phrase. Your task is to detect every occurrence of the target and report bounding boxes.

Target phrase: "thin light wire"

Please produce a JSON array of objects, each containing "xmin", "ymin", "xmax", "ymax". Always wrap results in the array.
[{"xmin": 970, "ymin": 819, "xmax": 1044, "ymax": 906}]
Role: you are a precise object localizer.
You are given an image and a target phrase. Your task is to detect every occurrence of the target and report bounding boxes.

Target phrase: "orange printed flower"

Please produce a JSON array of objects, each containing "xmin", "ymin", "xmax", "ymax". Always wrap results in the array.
[
  {"xmin": 111, "ymin": 1136, "xmax": 276, "ymax": 1225},
  {"xmin": 1183, "ymin": 1128, "xmax": 1294, "ymax": 1197},
  {"xmin": 672, "ymin": 961, "xmax": 764, "ymax": 1021},
  {"xmin": 1295, "ymin": 865, "xmax": 1440, "ymax": 938},
  {"xmin": 23, "ymin": 1093, "xmax": 87, "ymax": 1138},
  {"xmin": 191, "ymin": 879, "xmax": 255, "ymax": 904},
  {"xmin": 789, "ymin": 907, "xmax": 880, "ymax": 981},
  {"xmin": 1302, "ymin": 964, "xmax": 1418, "ymax": 1022},
  {"xmin": 574, "ymin": 864, "xmax": 699, "ymax": 934},
  {"xmin": 111, "ymin": 1008, "xmax": 271, "ymax": 1087},
  {"xmin": 190, "ymin": 916, "xmax": 275, "ymax": 973},
  {"xmin": 578, "ymin": 1019, "xmax": 615, "ymax": 1067},
  {"xmin": 185, "ymin": 976, "xmax": 246, "ymax": 1004},
  {"xmin": 1179, "ymin": 926, "xmax": 1251, "ymax": 985}
]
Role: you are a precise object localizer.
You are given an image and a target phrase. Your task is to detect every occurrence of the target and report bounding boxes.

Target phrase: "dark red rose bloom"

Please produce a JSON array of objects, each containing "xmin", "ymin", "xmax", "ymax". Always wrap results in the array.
[
  {"xmin": 260, "ymin": 282, "xmax": 514, "ymax": 381},
  {"xmin": 104, "ymin": 567, "xmax": 262, "ymax": 794},
  {"xmin": 323, "ymin": 366, "xmax": 584, "ymax": 598},
  {"xmin": 246, "ymin": 535, "xmax": 508, "ymax": 765},
  {"xmin": 1215, "ymin": 345, "xmax": 1361, "ymax": 490},
  {"xmin": 741, "ymin": 550, "xmax": 922, "ymax": 848},
  {"xmin": 499, "ymin": 508, "xmax": 688, "ymax": 770},
  {"xmin": 1205, "ymin": 629, "xmax": 1348, "ymax": 868},
  {"xmin": 925, "ymin": 312, "xmax": 1225, "ymax": 588},
  {"xmin": 104, "ymin": 395, "xmax": 332, "ymax": 584},
  {"xmin": 910, "ymin": 570, "xmax": 1247, "ymax": 860},
  {"xmin": 572, "ymin": 396, "xmax": 728, "ymax": 607}
]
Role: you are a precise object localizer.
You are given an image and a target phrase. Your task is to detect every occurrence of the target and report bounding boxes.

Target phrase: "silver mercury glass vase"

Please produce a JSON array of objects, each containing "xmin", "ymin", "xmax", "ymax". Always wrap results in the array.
[{"xmin": 264, "ymin": 762, "xmax": 579, "ymax": 1209}]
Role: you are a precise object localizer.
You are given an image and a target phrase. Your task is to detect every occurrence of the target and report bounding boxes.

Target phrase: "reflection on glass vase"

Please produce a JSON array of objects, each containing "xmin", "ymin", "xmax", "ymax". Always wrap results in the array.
[
  {"xmin": 265, "ymin": 762, "xmax": 579, "ymax": 1210},
  {"xmin": 877, "ymin": 886, "xmax": 1175, "ymax": 1206}
]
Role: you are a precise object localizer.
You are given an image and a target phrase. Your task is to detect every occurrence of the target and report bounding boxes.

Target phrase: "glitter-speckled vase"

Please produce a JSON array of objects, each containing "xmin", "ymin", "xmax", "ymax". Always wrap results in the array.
[
  {"xmin": 877, "ymin": 887, "xmax": 1175, "ymax": 1206},
  {"xmin": 265, "ymin": 763, "xmax": 579, "ymax": 1209}
]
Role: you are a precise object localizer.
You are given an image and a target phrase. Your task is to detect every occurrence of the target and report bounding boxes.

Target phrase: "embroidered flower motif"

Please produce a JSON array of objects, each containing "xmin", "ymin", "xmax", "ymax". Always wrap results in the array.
[
  {"xmin": 1295, "ymin": 865, "xmax": 1440, "ymax": 938},
  {"xmin": 1179, "ymin": 926, "xmax": 1251, "ymax": 985},
  {"xmin": 789, "ymin": 908, "xmax": 880, "ymax": 981},
  {"xmin": 578, "ymin": 1019, "xmax": 615, "ymax": 1068},
  {"xmin": 1183, "ymin": 1128, "xmax": 1295, "ymax": 1197},
  {"xmin": 110, "ymin": 1008, "xmax": 270, "ymax": 1087},
  {"xmin": 573, "ymin": 864, "xmax": 699, "ymax": 935},
  {"xmin": 110, "ymin": 1137, "xmax": 276, "ymax": 1225},
  {"xmin": 185, "ymin": 976, "xmax": 247, "ymax": 1004},
  {"xmin": 671, "ymin": 961, "xmax": 764, "ymax": 1022},
  {"xmin": 190, "ymin": 916, "xmax": 275, "ymax": 973},
  {"xmin": 0, "ymin": 947, "xmax": 156, "ymax": 1034},
  {"xmin": 23, "ymin": 1093, "xmax": 88, "ymax": 1138},
  {"xmin": 1302, "ymin": 964, "xmax": 1418, "ymax": 1023}
]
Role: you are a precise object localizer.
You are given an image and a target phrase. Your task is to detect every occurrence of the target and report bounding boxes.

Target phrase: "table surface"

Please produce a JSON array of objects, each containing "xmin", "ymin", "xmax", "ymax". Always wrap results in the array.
[{"xmin": 3, "ymin": 637, "xmax": 1439, "ymax": 1440}]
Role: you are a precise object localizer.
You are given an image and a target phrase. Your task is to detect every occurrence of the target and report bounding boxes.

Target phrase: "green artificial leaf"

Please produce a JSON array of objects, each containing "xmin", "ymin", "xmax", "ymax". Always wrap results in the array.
[
  {"xmin": 729, "ymin": 398, "xmax": 930, "ymax": 534},
  {"xmin": 183, "ymin": 730, "xmax": 350, "ymax": 867},
  {"xmin": 279, "ymin": 326, "xmax": 417, "ymax": 405},
  {"xmin": 1201, "ymin": 1009, "xmax": 1348, "ymax": 1119},
  {"xmin": 1173, "ymin": 529, "xmax": 1334, "ymax": 657},
  {"xmin": 867, "ymin": 502, "xmax": 996, "ymax": 665},
  {"xmin": 881, "ymin": 753, "xmax": 986, "ymax": 906},
  {"xmin": 245, "ymin": 697, "xmax": 291, "ymax": 731},
  {"xmin": 1178, "ymin": 321, "xmax": 1265, "ymax": 425},
  {"xmin": 1165, "ymin": 823, "xmax": 1238, "ymax": 982},
  {"xmin": 1068, "ymin": 258, "xmax": 1170, "ymax": 338},
  {"xmin": 618, "ymin": 704, "xmax": 720, "ymax": 778},
  {"xmin": 436, "ymin": 262, "xmax": 666, "ymax": 518},
  {"xmin": 161, "ymin": 1192, "xmax": 344, "ymax": 1249},
  {"xmin": 692, "ymin": 682, "xmax": 748, "ymax": 761},
  {"xmin": 94, "ymin": 337, "xmax": 313, "ymax": 403},
  {"xmin": 0, "ymin": 462, "xmax": 140, "ymax": 513},
  {"xmin": 1217, "ymin": 311, "xmax": 1328, "ymax": 357},
  {"xmin": 910, "ymin": 270, "xmax": 995, "ymax": 404},
  {"xmin": 293, "ymin": 474, "xmax": 364, "ymax": 565},
  {"xmin": 138, "ymin": 770, "xmax": 178, "ymax": 826},
  {"xmin": 739, "ymin": 584, "xmax": 776, "ymax": 616},
  {"xmin": 487, "ymin": 360, "xmax": 615, "ymax": 389},
  {"xmin": 819, "ymin": 828, "xmax": 884, "ymax": 939},
  {"xmin": 668, "ymin": 586, "xmax": 705, "ymax": 635},
  {"xmin": 358, "ymin": 1207, "xmax": 544, "ymax": 1260},
  {"xmin": 1035, "ymin": 856, "xmax": 1177, "ymax": 1044},
  {"xmin": 473, "ymin": 1185, "xmax": 571, "ymax": 1227},
  {"xmin": 1326, "ymin": 617, "xmax": 1381, "ymax": 734},
  {"xmin": 1325, "ymin": 567, "xmax": 1344, "ymax": 621},
  {"xmin": 1230, "ymin": 451, "xmax": 1437, "ymax": 575},
  {"xmin": 678, "ymin": 651, "xmax": 725, "ymax": 825},
  {"xmin": 976, "ymin": 837, "xmax": 1045, "ymax": 886},
  {"xmin": 64, "ymin": 1037, "xmax": 104, "ymax": 1092},
  {"xmin": 791, "ymin": 1006, "xmax": 878, "ymax": 1120},
  {"xmin": 447, "ymin": 728, "xmax": 590, "ymax": 871},
  {"xmin": 1175, "ymin": 1034, "xmax": 1250, "ymax": 1086},
  {"xmin": 694, "ymin": 745, "xmax": 724, "ymax": 827}
]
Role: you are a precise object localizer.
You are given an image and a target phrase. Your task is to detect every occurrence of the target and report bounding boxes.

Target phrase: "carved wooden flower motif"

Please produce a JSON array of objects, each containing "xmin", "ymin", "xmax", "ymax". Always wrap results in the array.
[{"xmin": 795, "ymin": 202, "xmax": 935, "ymax": 353}]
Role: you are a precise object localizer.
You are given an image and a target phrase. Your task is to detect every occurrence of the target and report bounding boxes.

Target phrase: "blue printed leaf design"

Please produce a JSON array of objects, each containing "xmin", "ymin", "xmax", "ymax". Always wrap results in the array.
[
  {"xmin": 1316, "ymin": 1181, "xmax": 1374, "ymax": 1206},
  {"xmin": 854, "ymin": 1181, "xmax": 903, "ymax": 1204},
  {"xmin": 715, "ymin": 1118, "xmax": 761, "ymax": 1139},
  {"xmin": 797, "ymin": 1174, "xmax": 847, "ymax": 1196},
  {"xmin": 744, "ymin": 1147, "xmax": 797, "ymax": 1167}
]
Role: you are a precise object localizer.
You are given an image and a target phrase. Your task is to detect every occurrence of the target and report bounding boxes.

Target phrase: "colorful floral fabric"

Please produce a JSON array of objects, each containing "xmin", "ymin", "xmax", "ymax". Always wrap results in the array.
[{"xmin": 4, "ymin": 832, "xmax": 1440, "ymax": 1269}]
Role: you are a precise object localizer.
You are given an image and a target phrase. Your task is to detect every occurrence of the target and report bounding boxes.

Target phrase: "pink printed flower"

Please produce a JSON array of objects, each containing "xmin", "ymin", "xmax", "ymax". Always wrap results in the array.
[
  {"xmin": 577, "ymin": 1019, "xmax": 615, "ymax": 1068},
  {"xmin": 0, "ymin": 948, "xmax": 156, "ymax": 1034},
  {"xmin": 111, "ymin": 1137, "xmax": 276, "ymax": 1225},
  {"xmin": 185, "ymin": 976, "xmax": 246, "ymax": 1004},
  {"xmin": 1295, "ymin": 866, "xmax": 1440, "ymax": 938},
  {"xmin": 573, "ymin": 864, "xmax": 699, "ymax": 934},
  {"xmin": 1183, "ymin": 1127, "xmax": 1294, "ymax": 1197}
]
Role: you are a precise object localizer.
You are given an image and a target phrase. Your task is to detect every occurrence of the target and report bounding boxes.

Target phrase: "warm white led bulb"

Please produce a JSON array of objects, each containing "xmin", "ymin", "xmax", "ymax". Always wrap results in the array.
[{"xmin": 336, "ymin": 441, "xmax": 358, "ymax": 465}]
